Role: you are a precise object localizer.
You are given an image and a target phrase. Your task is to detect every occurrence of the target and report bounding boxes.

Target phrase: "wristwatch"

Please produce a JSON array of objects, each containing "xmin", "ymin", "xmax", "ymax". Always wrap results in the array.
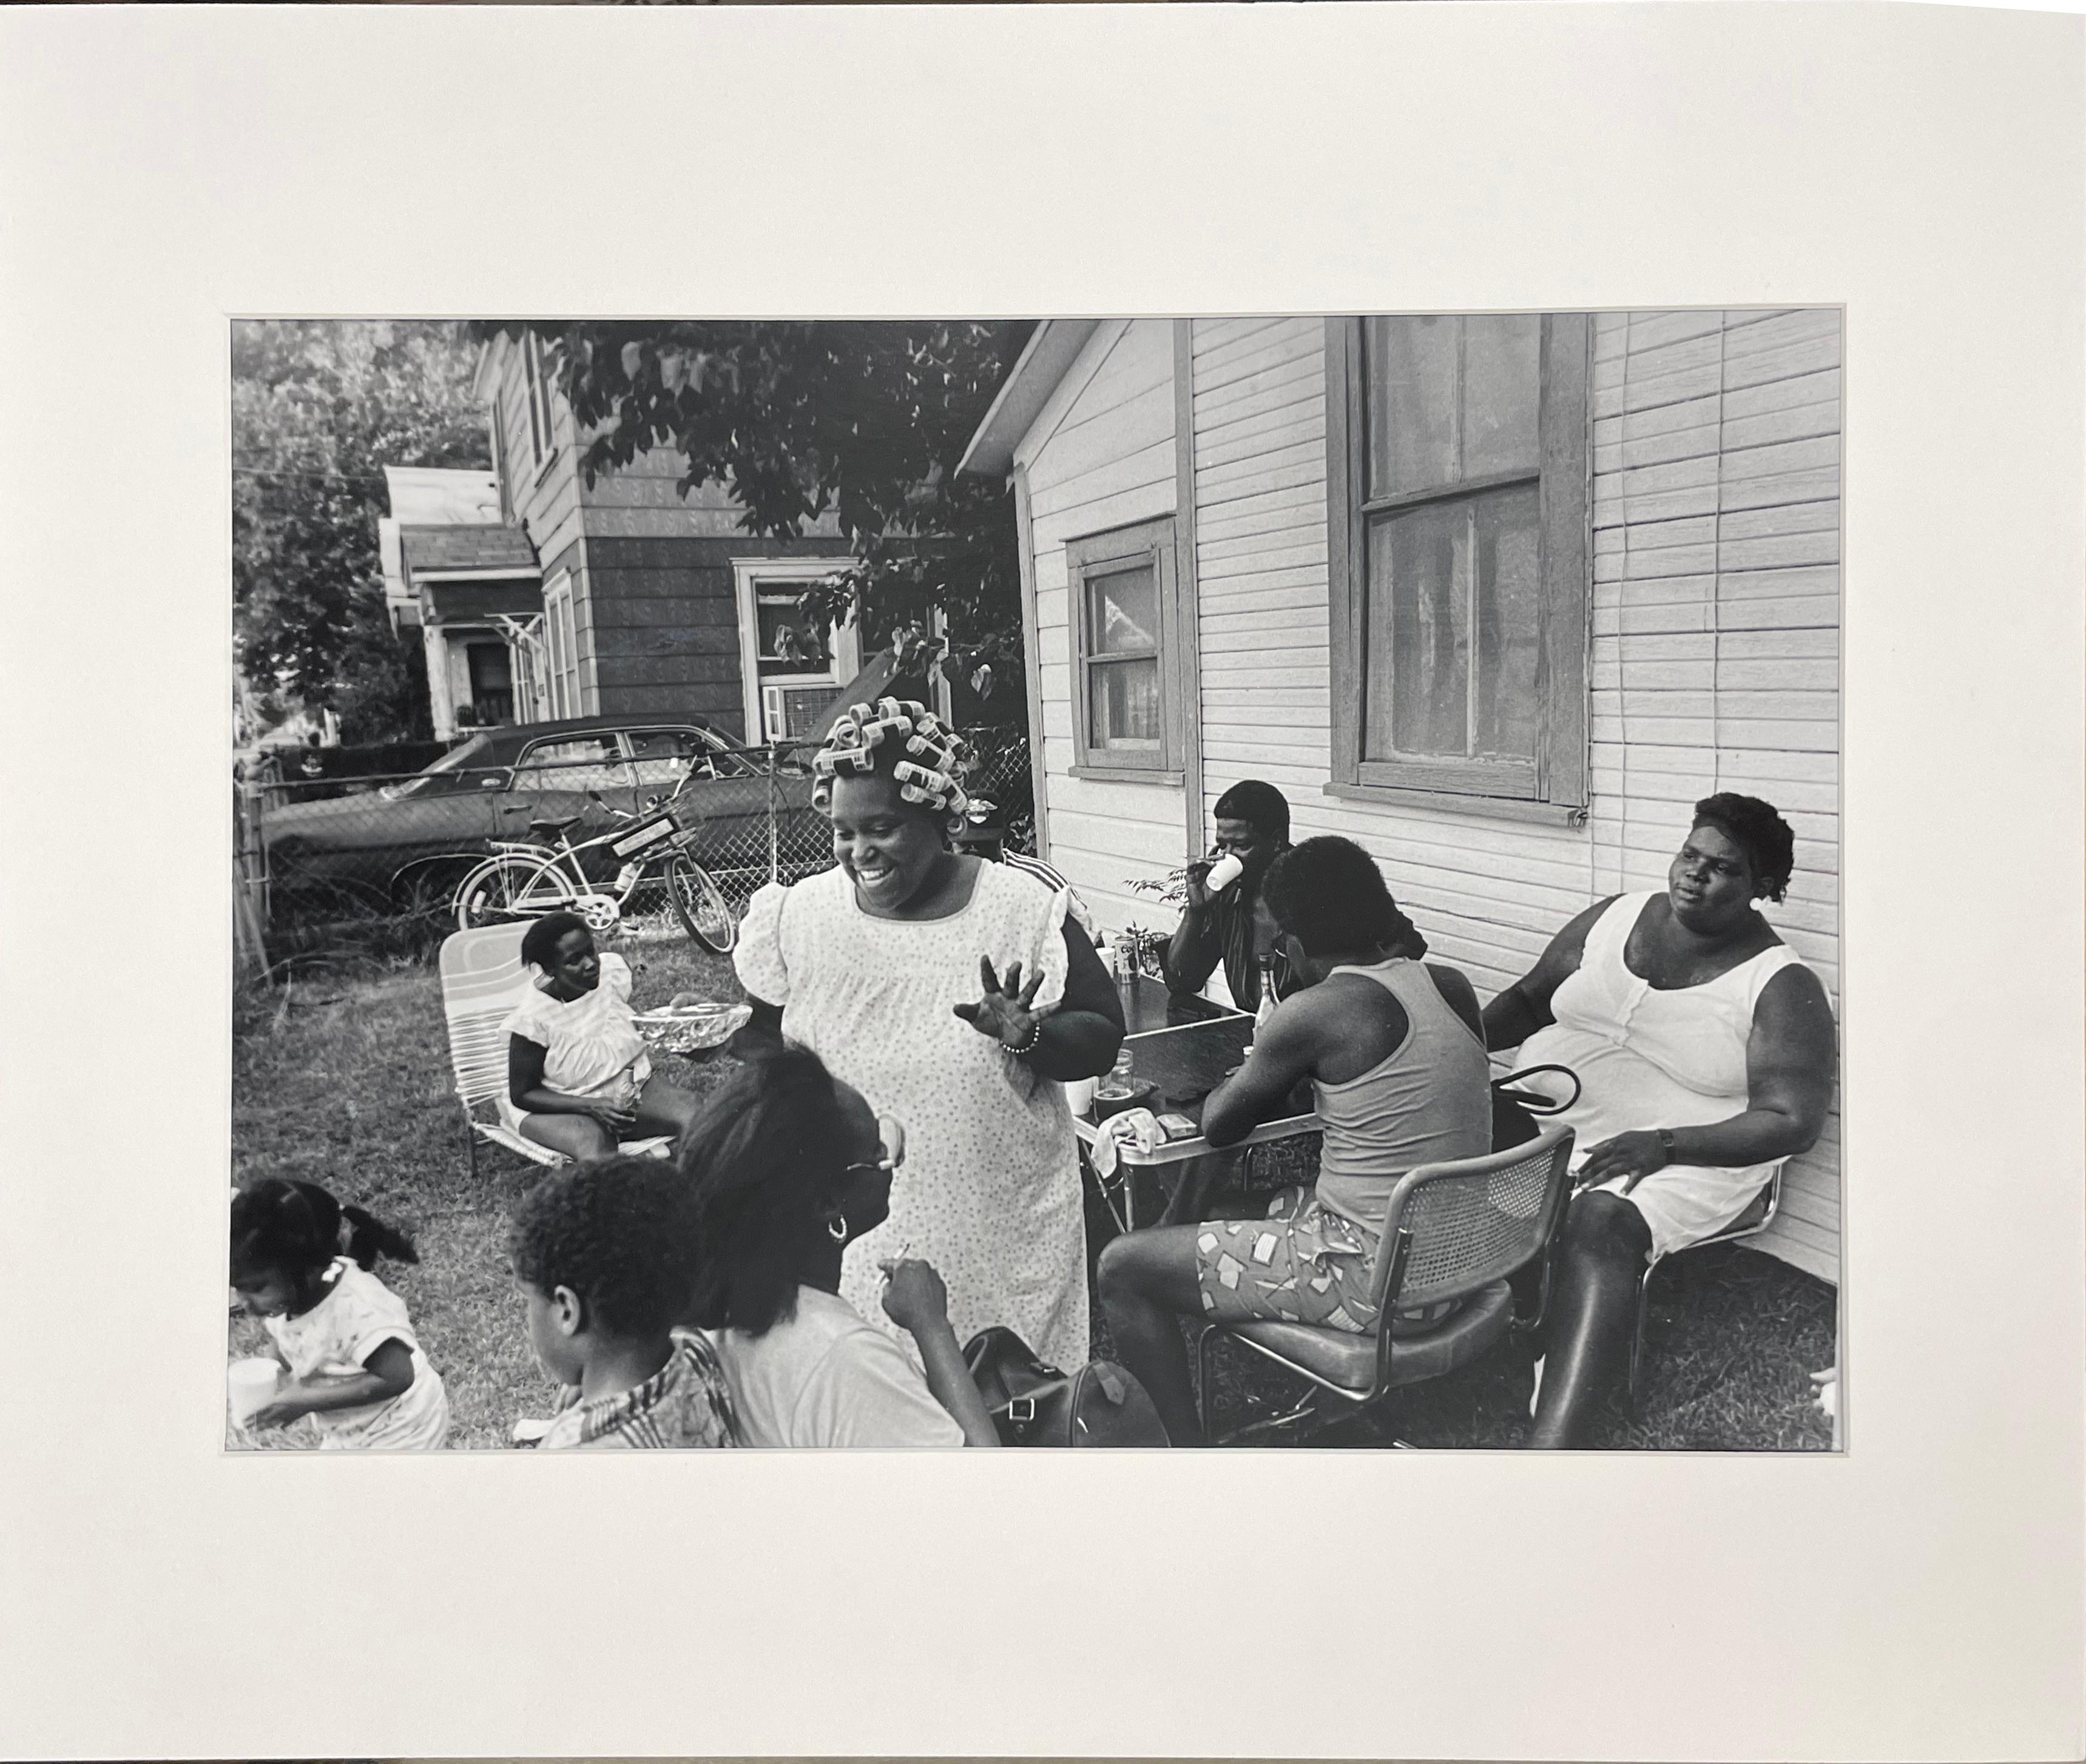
[{"xmin": 1656, "ymin": 1128, "xmax": 1676, "ymax": 1160}]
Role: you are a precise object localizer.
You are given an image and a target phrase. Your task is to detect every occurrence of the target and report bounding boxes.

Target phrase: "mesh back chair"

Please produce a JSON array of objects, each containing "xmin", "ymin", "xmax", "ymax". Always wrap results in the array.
[
  {"xmin": 1198, "ymin": 1122, "xmax": 1576, "ymax": 1445},
  {"xmin": 1626, "ymin": 1162, "xmax": 1784, "ymax": 1409},
  {"xmin": 438, "ymin": 924, "xmax": 673, "ymax": 1175}
]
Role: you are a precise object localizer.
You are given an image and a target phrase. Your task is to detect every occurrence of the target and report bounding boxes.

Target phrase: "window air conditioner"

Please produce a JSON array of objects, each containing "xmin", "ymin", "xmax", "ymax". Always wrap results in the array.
[{"xmin": 763, "ymin": 682, "xmax": 846, "ymax": 742}]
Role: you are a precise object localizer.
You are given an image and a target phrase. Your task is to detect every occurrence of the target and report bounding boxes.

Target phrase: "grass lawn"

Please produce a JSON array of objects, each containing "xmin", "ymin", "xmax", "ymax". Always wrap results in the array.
[{"xmin": 231, "ymin": 913, "xmax": 1837, "ymax": 1452}]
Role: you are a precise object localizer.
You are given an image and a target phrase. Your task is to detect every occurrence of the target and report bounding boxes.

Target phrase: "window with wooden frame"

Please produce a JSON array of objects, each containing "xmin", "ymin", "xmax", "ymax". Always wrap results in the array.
[
  {"xmin": 489, "ymin": 404, "xmax": 513, "ymax": 522},
  {"xmin": 542, "ymin": 571, "xmax": 580, "ymax": 718},
  {"xmin": 1068, "ymin": 516, "xmax": 1184, "ymax": 781},
  {"xmin": 521, "ymin": 332, "xmax": 556, "ymax": 474},
  {"xmin": 1326, "ymin": 314, "xmax": 1590, "ymax": 818}
]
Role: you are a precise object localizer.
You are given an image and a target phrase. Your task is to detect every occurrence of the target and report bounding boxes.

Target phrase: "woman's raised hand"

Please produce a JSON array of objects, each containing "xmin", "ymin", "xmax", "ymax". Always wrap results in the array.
[
  {"xmin": 879, "ymin": 1257, "xmax": 950, "ymax": 1333},
  {"xmin": 952, "ymin": 955, "xmax": 1055, "ymax": 1048}
]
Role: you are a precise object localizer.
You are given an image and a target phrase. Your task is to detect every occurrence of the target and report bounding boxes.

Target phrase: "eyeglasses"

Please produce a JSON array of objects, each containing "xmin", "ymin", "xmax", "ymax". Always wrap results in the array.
[{"xmin": 845, "ymin": 1114, "xmax": 906, "ymax": 1179}]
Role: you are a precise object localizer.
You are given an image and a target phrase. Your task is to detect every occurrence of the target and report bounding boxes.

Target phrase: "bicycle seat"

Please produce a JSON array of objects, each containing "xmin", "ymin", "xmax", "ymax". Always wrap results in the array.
[{"xmin": 528, "ymin": 813, "xmax": 586, "ymax": 837}]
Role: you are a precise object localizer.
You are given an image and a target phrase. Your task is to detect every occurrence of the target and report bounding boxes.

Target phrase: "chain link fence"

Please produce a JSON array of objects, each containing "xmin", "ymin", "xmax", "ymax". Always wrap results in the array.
[{"xmin": 238, "ymin": 725, "xmax": 1036, "ymax": 973}]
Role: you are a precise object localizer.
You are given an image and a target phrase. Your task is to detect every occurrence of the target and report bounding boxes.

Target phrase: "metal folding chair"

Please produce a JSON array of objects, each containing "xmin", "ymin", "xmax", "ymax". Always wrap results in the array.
[
  {"xmin": 1197, "ymin": 1122, "xmax": 1577, "ymax": 1445},
  {"xmin": 437, "ymin": 924, "xmax": 672, "ymax": 1176},
  {"xmin": 1626, "ymin": 1163, "xmax": 1784, "ymax": 1409}
]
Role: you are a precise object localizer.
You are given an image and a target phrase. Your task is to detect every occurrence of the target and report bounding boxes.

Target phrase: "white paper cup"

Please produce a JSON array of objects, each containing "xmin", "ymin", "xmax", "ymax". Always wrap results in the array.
[
  {"xmin": 1205, "ymin": 852, "xmax": 1246, "ymax": 892},
  {"xmin": 228, "ymin": 1357, "xmax": 280, "ymax": 1422},
  {"xmin": 1063, "ymin": 1077, "xmax": 1098, "ymax": 1118}
]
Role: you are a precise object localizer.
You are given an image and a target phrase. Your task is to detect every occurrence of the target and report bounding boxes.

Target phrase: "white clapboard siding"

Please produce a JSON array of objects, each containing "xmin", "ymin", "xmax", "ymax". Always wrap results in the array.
[
  {"xmin": 1017, "ymin": 310, "xmax": 1842, "ymax": 1287},
  {"xmin": 1021, "ymin": 320, "xmax": 1185, "ymax": 929},
  {"xmin": 493, "ymin": 347, "xmax": 583, "ymax": 564},
  {"xmin": 1189, "ymin": 317, "xmax": 1616, "ymax": 1006},
  {"xmin": 1589, "ymin": 309, "xmax": 1841, "ymax": 1282}
]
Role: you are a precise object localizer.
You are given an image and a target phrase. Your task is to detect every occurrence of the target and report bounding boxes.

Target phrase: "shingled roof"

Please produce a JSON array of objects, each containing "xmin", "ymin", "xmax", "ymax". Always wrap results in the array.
[{"xmin": 398, "ymin": 523, "xmax": 539, "ymax": 577}]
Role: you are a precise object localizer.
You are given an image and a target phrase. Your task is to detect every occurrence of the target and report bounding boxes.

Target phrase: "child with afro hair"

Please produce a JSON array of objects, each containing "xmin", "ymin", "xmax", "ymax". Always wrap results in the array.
[{"xmin": 509, "ymin": 1154, "xmax": 740, "ymax": 1449}]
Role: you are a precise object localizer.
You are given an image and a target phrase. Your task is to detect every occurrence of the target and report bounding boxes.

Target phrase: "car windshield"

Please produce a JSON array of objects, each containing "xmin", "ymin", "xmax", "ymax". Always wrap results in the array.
[{"xmin": 379, "ymin": 736, "xmax": 493, "ymax": 801}]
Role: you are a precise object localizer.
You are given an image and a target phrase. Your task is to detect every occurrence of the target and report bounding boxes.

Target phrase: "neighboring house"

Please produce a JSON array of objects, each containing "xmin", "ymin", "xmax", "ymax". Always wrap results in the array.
[
  {"xmin": 380, "ymin": 466, "xmax": 540, "ymax": 739},
  {"xmin": 960, "ymin": 312, "xmax": 1841, "ymax": 1282},
  {"xmin": 464, "ymin": 331, "xmax": 861, "ymax": 746}
]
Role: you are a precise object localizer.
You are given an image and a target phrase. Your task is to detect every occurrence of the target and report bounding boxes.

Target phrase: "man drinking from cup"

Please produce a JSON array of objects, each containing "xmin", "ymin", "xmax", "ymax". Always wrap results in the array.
[
  {"xmin": 1162, "ymin": 779, "xmax": 1292, "ymax": 1014},
  {"xmin": 1151, "ymin": 781, "xmax": 1292, "ymax": 1227}
]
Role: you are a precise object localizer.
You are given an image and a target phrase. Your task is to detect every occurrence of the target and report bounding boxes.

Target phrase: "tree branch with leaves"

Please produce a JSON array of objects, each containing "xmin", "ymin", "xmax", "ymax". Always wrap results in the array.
[
  {"xmin": 232, "ymin": 320, "xmax": 489, "ymax": 743},
  {"xmin": 481, "ymin": 320, "xmax": 1035, "ymax": 709}
]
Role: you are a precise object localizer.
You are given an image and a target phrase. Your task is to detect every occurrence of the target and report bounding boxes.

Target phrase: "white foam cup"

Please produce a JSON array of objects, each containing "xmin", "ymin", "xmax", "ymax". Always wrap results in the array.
[
  {"xmin": 228, "ymin": 1358, "xmax": 280, "ymax": 1422},
  {"xmin": 1205, "ymin": 852, "xmax": 1246, "ymax": 892},
  {"xmin": 1064, "ymin": 1077, "xmax": 1098, "ymax": 1118}
]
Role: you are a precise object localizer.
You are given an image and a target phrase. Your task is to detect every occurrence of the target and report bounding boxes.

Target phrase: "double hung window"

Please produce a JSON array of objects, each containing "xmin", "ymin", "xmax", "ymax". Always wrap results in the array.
[{"xmin": 1068, "ymin": 516, "xmax": 1184, "ymax": 779}]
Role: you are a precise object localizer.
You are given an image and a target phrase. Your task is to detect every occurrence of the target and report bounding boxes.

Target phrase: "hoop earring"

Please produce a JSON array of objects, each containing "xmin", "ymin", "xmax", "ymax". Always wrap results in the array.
[{"xmin": 827, "ymin": 1214, "xmax": 849, "ymax": 1245}]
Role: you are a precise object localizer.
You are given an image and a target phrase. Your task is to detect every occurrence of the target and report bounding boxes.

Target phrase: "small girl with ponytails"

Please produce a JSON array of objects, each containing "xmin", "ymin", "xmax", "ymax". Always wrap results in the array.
[{"xmin": 229, "ymin": 1179, "xmax": 450, "ymax": 1449}]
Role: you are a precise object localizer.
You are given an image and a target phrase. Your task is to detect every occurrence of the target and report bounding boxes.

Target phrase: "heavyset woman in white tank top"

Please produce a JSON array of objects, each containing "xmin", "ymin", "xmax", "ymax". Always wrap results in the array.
[
  {"xmin": 1485, "ymin": 795, "xmax": 1838, "ymax": 1448},
  {"xmin": 1101, "ymin": 799, "xmax": 1834, "ymax": 1451}
]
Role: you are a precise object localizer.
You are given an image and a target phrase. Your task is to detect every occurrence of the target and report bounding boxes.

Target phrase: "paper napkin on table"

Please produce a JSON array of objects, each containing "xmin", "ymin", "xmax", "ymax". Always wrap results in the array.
[{"xmin": 1090, "ymin": 1108, "xmax": 1161, "ymax": 1179}]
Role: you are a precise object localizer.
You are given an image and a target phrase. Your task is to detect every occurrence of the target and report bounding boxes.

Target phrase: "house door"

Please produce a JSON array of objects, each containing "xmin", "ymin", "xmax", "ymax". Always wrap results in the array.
[
  {"xmin": 493, "ymin": 613, "xmax": 551, "ymax": 723},
  {"xmin": 465, "ymin": 642, "xmax": 515, "ymax": 725}
]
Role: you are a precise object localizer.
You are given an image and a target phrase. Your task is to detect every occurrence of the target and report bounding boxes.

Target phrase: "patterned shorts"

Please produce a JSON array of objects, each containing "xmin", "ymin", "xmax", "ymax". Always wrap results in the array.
[
  {"xmin": 1194, "ymin": 1188, "xmax": 1384, "ymax": 1333},
  {"xmin": 1193, "ymin": 1187, "xmax": 1471, "ymax": 1336}
]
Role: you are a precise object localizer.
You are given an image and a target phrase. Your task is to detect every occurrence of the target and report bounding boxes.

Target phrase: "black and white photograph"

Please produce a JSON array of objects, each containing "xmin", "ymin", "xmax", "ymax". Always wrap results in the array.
[
  {"xmin": 8, "ymin": 4, "xmax": 2081, "ymax": 1756},
  {"xmin": 229, "ymin": 310, "xmax": 1843, "ymax": 1452}
]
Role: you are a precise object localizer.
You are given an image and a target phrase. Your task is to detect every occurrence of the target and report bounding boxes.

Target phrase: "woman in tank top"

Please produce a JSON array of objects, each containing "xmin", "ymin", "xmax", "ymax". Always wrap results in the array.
[
  {"xmin": 1484, "ymin": 793, "xmax": 1838, "ymax": 1449},
  {"xmin": 1097, "ymin": 837, "xmax": 1492, "ymax": 1446}
]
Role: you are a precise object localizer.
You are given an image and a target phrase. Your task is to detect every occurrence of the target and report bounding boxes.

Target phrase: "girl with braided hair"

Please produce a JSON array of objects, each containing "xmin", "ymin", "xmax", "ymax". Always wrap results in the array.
[
  {"xmin": 732, "ymin": 699, "xmax": 1124, "ymax": 1372},
  {"xmin": 229, "ymin": 1179, "xmax": 450, "ymax": 1449}
]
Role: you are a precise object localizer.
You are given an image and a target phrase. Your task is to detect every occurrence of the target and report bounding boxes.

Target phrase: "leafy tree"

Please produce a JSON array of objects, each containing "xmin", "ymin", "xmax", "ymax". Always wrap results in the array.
[
  {"xmin": 485, "ymin": 321, "xmax": 1035, "ymax": 711},
  {"xmin": 232, "ymin": 321, "xmax": 489, "ymax": 744}
]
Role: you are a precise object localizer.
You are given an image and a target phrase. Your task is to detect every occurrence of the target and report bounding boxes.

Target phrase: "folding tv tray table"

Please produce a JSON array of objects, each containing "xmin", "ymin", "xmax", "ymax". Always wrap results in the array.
[{"xmin": 1072, "ymin": 973, "xmax": 1320, "ymax": 1233}]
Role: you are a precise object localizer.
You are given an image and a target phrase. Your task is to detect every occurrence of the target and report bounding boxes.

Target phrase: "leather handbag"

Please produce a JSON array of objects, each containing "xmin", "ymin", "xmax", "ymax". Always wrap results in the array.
[
  {"xmin": 962, "ymin": 1326, "xmax": 1170, "ymax": 1447},
  {"xmin": 1491, "ymin": 1063, "xmax": 1582, "ymax": 1152}
]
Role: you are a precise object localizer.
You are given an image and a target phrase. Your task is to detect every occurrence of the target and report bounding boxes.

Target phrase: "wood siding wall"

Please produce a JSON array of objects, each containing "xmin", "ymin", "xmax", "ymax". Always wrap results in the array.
[
  {"xmin": 488, "ymin": 337, "xmax": 588, "ymax": 705},
  {"xmin": 586, "ymin": 531, "xmax": 854, "ymax": 738},
  {"xmin": 1022, "ymin": 311, "xmax": 1843, "ymax": 1283},
  {"xmin": 489, "ymin": 337, "xmax": 584, "ymax": 580},
  {"xmin": 576, "ymin": 446, "xmax": 844, "ymax": 739},
  {"xmin": 484, "ymin": 343, "xmax": 852, "ymax": 734},
  {"xmin": 1019, "ymin": 320, "xmax": 1186, "ymax": 928},
  {"xmin": 1586, "ymin": 309, "xmax": 1841, "ymax": 1281}
]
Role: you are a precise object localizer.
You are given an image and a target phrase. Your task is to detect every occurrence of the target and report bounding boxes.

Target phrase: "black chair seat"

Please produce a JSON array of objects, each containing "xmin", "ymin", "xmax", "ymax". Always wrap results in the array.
[
  {"xmin": 1224, "ymin": 1279, "xmax": 1516, "ymax": 1394},
  {"xmin": 528, "ymin": 814, "xmax": 584, "ymax": 837}
]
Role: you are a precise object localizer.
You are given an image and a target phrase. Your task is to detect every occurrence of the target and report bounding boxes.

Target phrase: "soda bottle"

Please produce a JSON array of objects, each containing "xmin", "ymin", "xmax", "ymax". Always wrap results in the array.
[{"xmin": 1254, "ymin": 955, "xmax": 1278, "ymax": 1035}]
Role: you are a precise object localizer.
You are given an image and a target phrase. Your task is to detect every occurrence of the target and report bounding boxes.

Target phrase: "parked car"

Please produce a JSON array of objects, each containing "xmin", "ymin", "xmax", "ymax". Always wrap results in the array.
[{"xmin": 260, "ymin": 713, "xmax": 823, "ymax": 913}]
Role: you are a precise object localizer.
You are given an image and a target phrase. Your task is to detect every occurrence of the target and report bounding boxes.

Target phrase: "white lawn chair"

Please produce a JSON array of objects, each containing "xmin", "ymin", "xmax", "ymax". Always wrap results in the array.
[
  {"xmin": 438, "ymin": 924, "xmax": 673, "ymax": 1176},
  {"xmin": 1627, "ymin": 1162, "xmax": 1785, "ymax": 1409}
]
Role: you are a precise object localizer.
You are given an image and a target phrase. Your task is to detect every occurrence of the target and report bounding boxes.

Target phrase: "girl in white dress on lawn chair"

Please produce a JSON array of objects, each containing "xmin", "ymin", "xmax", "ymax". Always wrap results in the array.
[{"xmin": 502, "ymin": 911, "xmax": 702, "ymax": 1160}]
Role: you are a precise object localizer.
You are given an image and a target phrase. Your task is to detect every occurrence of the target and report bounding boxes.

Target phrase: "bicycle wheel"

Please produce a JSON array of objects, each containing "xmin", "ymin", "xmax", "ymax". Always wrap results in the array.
[
  {"xmin": 665, "ymin": 853, "xmax": 738, "ymax": 954},
  {"xmin": 454, "ymin": 855, "xmax": 573, "ymax": 930}
]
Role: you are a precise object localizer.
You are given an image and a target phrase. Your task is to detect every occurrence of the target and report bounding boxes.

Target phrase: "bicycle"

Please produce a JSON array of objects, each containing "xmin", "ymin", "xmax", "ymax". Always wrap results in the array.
[{"xmin": 450, "ymin": 783, "xmax": 738, "ymax": 954}]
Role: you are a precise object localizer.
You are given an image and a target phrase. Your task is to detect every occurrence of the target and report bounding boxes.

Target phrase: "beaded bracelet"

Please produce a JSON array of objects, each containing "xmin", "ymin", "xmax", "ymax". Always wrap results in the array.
[{"xmin": 1002, "ymin": 1019, "xmax": 1042, "ymax": 1057}]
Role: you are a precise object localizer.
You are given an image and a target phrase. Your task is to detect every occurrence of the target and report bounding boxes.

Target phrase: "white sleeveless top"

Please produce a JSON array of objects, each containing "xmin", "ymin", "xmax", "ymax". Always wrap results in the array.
[{"xmin": 1519, "ymin": 891, "xmax": 1812, "ymax": 1256}]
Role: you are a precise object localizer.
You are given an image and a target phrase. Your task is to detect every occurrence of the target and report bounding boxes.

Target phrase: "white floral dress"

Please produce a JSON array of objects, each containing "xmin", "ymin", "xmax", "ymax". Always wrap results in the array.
[{"xmin": 735, "ymin": 862, "xmax": 1089, "ymax": 1372}]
